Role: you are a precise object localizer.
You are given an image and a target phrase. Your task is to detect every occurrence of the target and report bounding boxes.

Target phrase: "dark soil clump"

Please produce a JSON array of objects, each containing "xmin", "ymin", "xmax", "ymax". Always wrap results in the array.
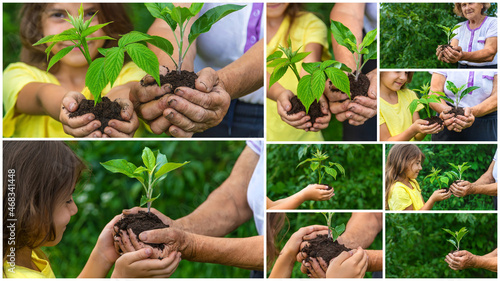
[
  {"xmin": 448, "ymin": 107, "xmax": 465, "ymax": 117},
  {"xmin": 68, "ymin": 97, "xmax": 123, "ymax": 133},
  {"xmin": 140, "ymin": 68, "xmax": 198, "ymax": 92},
  {"xmin": 301, "ymin": 234, "xmax": 351, "ymax": 264},
  {"xmin": 287, "ymin": 95, "xmax": 325, "ymax": 125},
  {"xmin": 348, "ymin": 73, "xmax": 370, "ymax": 99},
  {"xmin": 424, "ymin": 116, "xmax": 443, "ymax": 126},
  {"xmin": 114, "ymin": 211, "xmax": 169, "ymax": 252}
]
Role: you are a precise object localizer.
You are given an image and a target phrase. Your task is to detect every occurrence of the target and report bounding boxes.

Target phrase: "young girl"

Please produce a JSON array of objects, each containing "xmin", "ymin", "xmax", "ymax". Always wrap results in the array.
[
  {"xmin": 267, "ymin": 184, "xmax": 334, "ymax": 210},
  {"xmin": 266, "ymin": 3, "xmax": 331, "ymax": 141},
  {"xmin": 379, "ymin": 71, "xmax": 443, "ymax": 141},
  {"xmin": 3, "ymin": 141, "xmax": 180, "ymax": 277},
  {"xmin": 385, "ymin": 144, "xmax": 451, "ymax": 210},
  {"xmin": 3, "ymin": 3, "xmax": 144, "ymax": 138}
]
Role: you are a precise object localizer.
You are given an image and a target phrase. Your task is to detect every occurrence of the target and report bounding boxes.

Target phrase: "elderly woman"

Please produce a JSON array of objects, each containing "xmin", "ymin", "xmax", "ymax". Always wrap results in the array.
[
  {"xmin": 429, "ymin": 70, "xmax": 497, "ymax": 141},
  {"xmin": 437, "ymin": 3, "xmax": 497, "ymax": 68}
]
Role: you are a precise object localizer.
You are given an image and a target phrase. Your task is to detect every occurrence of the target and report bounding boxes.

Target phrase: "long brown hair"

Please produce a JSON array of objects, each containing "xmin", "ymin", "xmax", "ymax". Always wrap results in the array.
[
  {"xmin": 266, "ymin": 213, "xmax": 288, "ymax": 267},
  {"xmin": 3, "ymin": 141, "xmax": 85, "ymax": 260},
  {"xmin": 19, "ymin": 3, "xmax": 133, "ymax": 72},
  {"xmin": 385, "ymin": 144, "xmax": 424, "ymax": 209}
]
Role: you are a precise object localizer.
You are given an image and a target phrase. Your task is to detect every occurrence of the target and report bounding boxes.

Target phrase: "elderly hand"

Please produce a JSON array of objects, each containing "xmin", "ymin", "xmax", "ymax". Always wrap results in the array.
[
  {"xmin": 441, "ymin": 45, "xmax": 463, "ymax": 64},
  {"xmin": 138, "ymin": 227, "xmax": 195, "ymax": 260},
  {"xmin": 450, "ymin": 180, "xmax": 473, "ymax": 197},
  {"xmin": 452, "ymin": 107, "xmax": 475, "ymax": 132},
  {"xmin": 325, "ymin": 81, "xmax": 376, "ymax": 126},
  {"xmin": 445, "ymin": 250, "xmax": 476, "ymax": 271},
  {"xmin": 60, "ymin": 91, "xmax": 102, "ymax": 137}
]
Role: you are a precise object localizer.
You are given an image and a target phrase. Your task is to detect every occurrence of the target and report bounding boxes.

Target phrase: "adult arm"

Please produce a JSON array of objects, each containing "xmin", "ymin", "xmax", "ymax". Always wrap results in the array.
[
  {"xmin": 443, "ymin": 37, "xmax": 497, "ymax": 64},
  {"xmin": 338, "ymin": 212, "xmax": 382, "ymax": 249},
  {"xmin": 470, "ymin": 74, "xmax": 497, "ymax": 118},
  {"xmin": 446, "ymin": 249, "xmax": 497, "ymax": 272},
  {"xmin": 451, "ymin": 159, "xmax": 497, "ymax": 196}
]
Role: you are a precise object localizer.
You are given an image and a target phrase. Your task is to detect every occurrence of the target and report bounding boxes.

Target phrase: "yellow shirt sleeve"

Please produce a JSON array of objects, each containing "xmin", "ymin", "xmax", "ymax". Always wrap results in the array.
[
  {"xmin": 3, "ymin": 250, "xmax": 55, "ymax": 278},
  {"xmin": 388, "ymin": 183, "xmax": 413, "ymax": 210}
]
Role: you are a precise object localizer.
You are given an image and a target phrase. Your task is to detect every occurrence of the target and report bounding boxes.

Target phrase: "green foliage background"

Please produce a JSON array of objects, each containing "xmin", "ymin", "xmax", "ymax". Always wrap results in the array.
[
  {"xmin": 267, "ymin": 144, "xmax": 382, "ymax": 209},
  {"xmin": 41, "ymin": 141, "xmax": 259, "ymax": 278},
  {"xmin": 385, "ymin": 144, "xmax": 497, "ymax": 210},
  {"xmin": 386, "ymin": 213, "xmax": 497, "ymax": 278},
  {"xmin": 380, "ymin": 3, "xmax": 497, "ymax": 68},
  {"xmin": 268, "ymin": 212, "xmax": 382, "ymax": 278}
]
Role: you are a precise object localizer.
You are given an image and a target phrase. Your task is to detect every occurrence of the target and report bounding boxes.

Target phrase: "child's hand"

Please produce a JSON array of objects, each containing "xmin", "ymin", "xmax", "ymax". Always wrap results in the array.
[
  {"xmin": 60, "ymin": 91, "xmax": 102, "ymax": 137},
  {"xmin": 430, "ymin": 188, "xmax": 451, "ymax": 202},
  {"xmin": 411, "ymin": 119, "xmax": 443, "ymax": 135},
  {"xmin": 326, "ymin": 247, "xmax": 368, "ymax": 278},
  {"xmin": 307, "ymin": 95, "xmax": 331, "ymax": 132},
  {"xmin": 300, "ymin": 184, "xmax": 334, "ymax": 201},
  {"xmin": 103, "ymin": 98, "xmax": 140, "ymax": 138},
  {"xmin": 92, "ymin": 215, "xmax": 124, "ymax": 266},
  {"xmin": 281, "ymin": 225, "xmax": 329, "ymax": 259},
  {"xmin": 276, "ymin": 90, "xmax": 312, "ymax": 130},
  {"xmin": 111, "ymin": 248, "xmax": 181, "ymax": 278}
]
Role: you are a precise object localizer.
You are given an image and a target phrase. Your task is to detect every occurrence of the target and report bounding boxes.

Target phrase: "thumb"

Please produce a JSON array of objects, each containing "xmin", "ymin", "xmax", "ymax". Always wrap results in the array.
[
  {"xmin": 121, "ymin": 247, "xmax": 153, "ymax": 264},
  {"xmin": 113, "ymin": 98, "xmax": 133, "ymax": 121},
  {"xmin": 195, "ymin": 67, "xmax": 218, "ymax": 93},
  {"xmin": 62, "ymin": 91, "xmax": 85, "ymax": 112},
  {"xmin": 139, "ymin": 228, "xmax": 173, "ymax": 244},
  {"xmin": 329, "ymin": 251, "xmax": 351, "ymax": 266}
]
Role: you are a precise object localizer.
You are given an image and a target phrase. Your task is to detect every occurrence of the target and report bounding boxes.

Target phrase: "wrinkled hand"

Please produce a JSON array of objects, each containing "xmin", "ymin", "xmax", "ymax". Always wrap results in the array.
[
  {"xmin": 450, "ymin": 180, "xmax": 472, "ymax": 197},
  {"xmin": 430, "ymin": 188, "xmax": 451, "ymax": 202},
  {"xmin": 326, "ymin": 247, "xmax": 368, "ymax": 278},
  {"xmin": 103, "ymin": 98, "xmax": 139, "ymax": 138},
  {"xmin": 114, "ymin": 227, "xmax": 167, "ymax": 260},
  {"xmin": 445, "ymin": 250, "xmax": 475, "ymax": 271},
  {"xmin": 301, "ymin": 184, "xmax": 334, "ymax": 201},
  {"xmin": 111, "ymin": 247, "xmax": 181, "ymax": 278},
  {"xmin": 326, "ymin": 82, "xmax": 376, "ymax": 126},
  {"xmin": 60, "ymin": 91, "xmax": 102, "ymax": 137},
  {"xmin": 452, "ymin": 107, "xmax": 475, "ymax": 132},
  {"xmin": 440, "ymin": 45, "xmax": 463, "ymax": 64},
  {"xmin": 138, "ymin": 227, "xmax": 194, "ymax": 260}
]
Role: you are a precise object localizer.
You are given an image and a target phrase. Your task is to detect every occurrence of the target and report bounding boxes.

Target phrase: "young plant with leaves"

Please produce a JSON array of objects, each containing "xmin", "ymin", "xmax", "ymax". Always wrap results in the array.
[
  {"xmin": 144, "ymin": 3, "xmax": 245, "ymax": 74},
  {"xmin": 424, "ymin": 167, "xmax": 456, "ymax": 190},
  {"xmin": 267, "ymin": 39, "xmax": 351, "ymax": 113},
  {"xmin": 409, "ymin": 83, "xmax": 453, "ymax": 118},
  {"xmin": 448, "ymin": 162, "xmax": 471, "ymax": 181},
  {"xmin": 443, "ymin": 227, "xmax": 468, "ymax": 252},
  {"xmin": 437, "ymin": 24, "xmax": 460, "ymax": 45},
  {"xmin": 296, "ymin": 148, "xmax": 345, "ymax": 185},
  {"xmin": 330, "ymin": 20, "xmax": 377, "ymax": 84},
  {"xmin": 101, "ymin": 147, "xmax": 189, "ymax": 212},
  {"xmin": 321, "ymin": 212, "xmax": 346, "ymax": 242},
  {"xmin": 433, "ymin": 81, "xmax": 480, "ymax": 109}
]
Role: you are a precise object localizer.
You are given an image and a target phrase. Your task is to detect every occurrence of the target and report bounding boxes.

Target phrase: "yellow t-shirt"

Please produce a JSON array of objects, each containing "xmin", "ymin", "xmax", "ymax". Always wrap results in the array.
[
  {"xmin": 266, "ymin": 13, "xmax": 330, "ymax": 141},
  {"xmin": 3, "ymin": 250, "xmax": 55, "ymax": 278},
  {"xmin": 379, "ymin": 88, "xmax": 422, "ymax": 141},
  {"xmin": 388, "ymin": 180, "xmax": 425, "ymax": 210},
  {"xmin": 3, "ymin": 61, "xmax": 146, "ymax": 138}
]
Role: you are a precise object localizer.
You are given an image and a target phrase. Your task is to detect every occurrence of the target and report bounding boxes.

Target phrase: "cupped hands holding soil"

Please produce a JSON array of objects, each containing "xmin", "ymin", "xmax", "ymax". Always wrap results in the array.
[
  {"xmin": 287, "ymin": 96, "xmax": 325, "ymax": 125},
  {"xmin": 423, "ymin": 116, "xmax": 444, "ymax": 126},
  {"xmin": 69, "ymin": 97, "xmax": 124, "ymax": 134},
  {"xmin": 329, "ymin": 73, "xmax": 370, "ymax": 100},
  {"xmin": 140, "ymin": 65, "xmax": 198, "ymax": 94},
  {"xmin": 301, "ymin": 234, "xmax": 352, "ymax": 267}
]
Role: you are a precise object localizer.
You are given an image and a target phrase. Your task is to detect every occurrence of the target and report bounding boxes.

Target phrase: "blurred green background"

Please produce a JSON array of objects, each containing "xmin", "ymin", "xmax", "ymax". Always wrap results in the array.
[
  {"xmin": 380, "ymin": 3, "xmax": 497, "ymax": 68},
  {"xmin": 267, "ymin": 144, "xmax": 382, "ymax": 209},
  {"xmin": 268, "ymin": 212, "xmax": 382, "ymax": 278},
  {"xmin": 386, "ymin": 213, "xmax": 497, "ymax": 278},
  {"xmin": 385, "ymin": 144, "xmax": 497, "ymax": 210},
  {"xmin": 41, "ymin": 140, "xmax": 260, "ymax": 278}
]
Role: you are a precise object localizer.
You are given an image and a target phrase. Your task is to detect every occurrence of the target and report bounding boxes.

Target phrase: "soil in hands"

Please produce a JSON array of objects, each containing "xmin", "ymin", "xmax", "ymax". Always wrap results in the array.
[
  {"xmin": 301, "ymin": 234, "xmax": 352, "ymax": 266},
  {"xmin": 68, "ymin": 97, "xmax": 123, "ymax": 133},
  {"xmin": 140, "ymin": 68, "xmax": 198, "ymax": 92},
  {"xmin": 424, "ymin": 116, "xmax": 444, "ymax": 126},
  {"xmin": 325, "ymin": 185, "xmax": 333, "ymax": 191},
  {"xmin": 448, "ymin": 107, "xmax": 465, "ymax": 117},
  {"xmin": 328, "ymin": 73, "xmax": 370, "ymax": 100},
  {"xmin": 287, "ymin": 95, "xmax": 325, "ymax": 125},
  {"xmin": 114, "ymin": 211, "xmax": 169, "ymax": 253}
]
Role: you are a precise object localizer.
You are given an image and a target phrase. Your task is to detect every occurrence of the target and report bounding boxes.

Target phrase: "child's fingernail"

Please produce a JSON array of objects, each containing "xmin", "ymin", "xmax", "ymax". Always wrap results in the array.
[
  {"xmin": 139, "ymin": 232, "xmax": 147, "ymax": 241},
  {"xmin": 70, "ymin": 102, "xmax": 76, "ymax": 111},
  {"xmin": 285, "ymin": 105, "xmax": 290, "ymax": 111},
  {"xmin": 145, "ymin": 248, "xmax": 152, "ymax": 255}
]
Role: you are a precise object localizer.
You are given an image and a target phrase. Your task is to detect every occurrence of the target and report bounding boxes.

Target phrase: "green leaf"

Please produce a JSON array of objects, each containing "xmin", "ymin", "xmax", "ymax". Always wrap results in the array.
[
  {"xmin": 148, "ymin": 35, "xmax": 174, "ymax": 57},
  {"xmin": 267, "ymin": 50, "xmax": 283, "ymax": 62},
  {"xmin": 461, "ymin": 86, "xmax": 480, "ymax": 96},
  {"xmin": 171, "ymin": 6, "xmax": 194, "ymax": 25},
  {"xmin": 447, "ymin": 239, "xmax": 457, "ymax": 248},
  {"xmin": 364, "ymin": 41, "xmax": 377, "ymax": 60},
  {"xmin": 145, "ymin": 3, "xmax": 177, "ymax": 31},
  {"xmin": 408, "ymin": 99, "xmax": 421, "ymax": 115},
  {"xmin": 46, "ymin": 45, "xmax": 74, "ymax": 72},
  {"xmin": 267, "ymin": 58, "xmax": 288, "ymax": 68},
  {"xmin": 81, "ymin": 22, "xmax": 112, "ymax": 38},
  {"xmin": 142, "ymin": 147, "xmax": 156, "ymax": 172},
  {"xmin": 440, "ymin": 177, "xmax": 449, "ymax": 186},
  {"xmin": 325, "ymin": 68, "xmax": 350, "ymax": 99},
  {"xmin": 101, "ymin": 159, "xmax": 138, "ymax": 178},
  {"xmin": 154, "ymin": 161, "xmax": 189, "ymax": 180},
  {"xmin": 269, "ymin": 66, "xmax": 288, "ymax": 88},
  {"xmin": 359, "ymin": 28, "xmax": 377, "ymax": 50},
  {"xmin": 118, "ymin": 31, "xmax": 151, "ymax": 47},
  {"xmin": 189, "ymin": 3, "xmax": 204, "ymax": 16},
  {"xmin": 103, "ymin": 47, "xmax": 124, "ymax": 88},
  {"xmin": 310, "ymin": 162, "xmax": 319, "ymax": 171},
  {"xmin": 34, "ymin": 29, "xmax": 79, "ymax": 46},
  {"xmin": 125, "ymin": 43, "xmax": 160, "ymax": 86},
  {"xmin": 140, "ymin": 193, "xmax": 161, "ymax": 207},
  {"xmin": 456, "ymin": 227, "xmax": 468, "ymax": 242},
  {"xmin": 296, "ymin": 158, "xmax": 313, "ymax": 169},
  {"xmin": 445, "ymin": 80, "xmax": 458, "ymax": 94},
  {"xmin": 87, "ymin": 36, "xmax": 115, "ymax": 42},
  {"xmin": 155, "ymin": 151, "xmax": 168, "ymax": 173},
  {"xmin": 290, "ymin": 51, "xmax": 310, "ymax": 64},
  {"xmin": 188, "ymin": 4, "xmax": 245, "ymax": 44},
  {"xmin": 86, "ymin": 58, "xmax": 107, "ymax": 104},
  {"xmin": 302, "ymin": 62, "xmax": 321, "ymax": 74},
  {"xmin": 298, "ymin": 146, "xmax": 308, "ymax": 160},
  {"xmin": 330, "ymin": 20, "xmax": 357, "ymax": 53},
  {"xmin": 332, "ymin": 163, "xmax": 345, "ymax": 176},
  {"xmin": 324, "ymin": 167, "xmax": 338, "ymax": 180},
  {"xmin": 134, "ymin": 166, "xmax": 148, "ymax": 175},
  {"xmin": 334, "ymin": 224, "xmax": 346, "ymax": 236},
  {"xmin": 311, "ymin": 70, "xmax": 326, "ymax": 101},
  {"xmin": 297, "ymin": 75, "xmax": 315, "ymax": 114}
]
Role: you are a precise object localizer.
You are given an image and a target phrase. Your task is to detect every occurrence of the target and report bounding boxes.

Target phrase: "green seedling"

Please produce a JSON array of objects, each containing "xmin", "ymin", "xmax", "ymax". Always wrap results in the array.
[
  {"xmin": 409, "ymin": 83, "xmax": 452, "ymax": 118},
  {"xmin": 145, "ymin": 3, "xmax": 245, "ymax": 74},
  {"xmin": 321, "ymin": 212, "xmax": 345, "ymax": 242},
  {"xmin": 34, "ymin": 4, "xmax": 167, "ymax": 105},
  {"xmin": 267, "ymin": 39, "xmax": 351, "ymax": 114},
  {"xmin": 437, "ymin": 24, "xmax": 460, "ymax": 44},
  {"xmin": 443, "ymin": 227, "xmax": 468, "ymax": 251},
  {"xmin": 448, "ymin": 162, "xmax": 471, "ymax": 181},
  {"xmin": 424, "ymin": 167, "xmax": 456, "ymax": 190},
  {"xmin": 296, "ymin": 148, "xmax": 345, "ymax": 185},
  {"xmin": 101, "ymin": 147, "xmax": 189, "ymax": 213},
  {"xmin": 433, "ymin": 81, "xmax": 480, "ymax": 109},
  {"xmin": 330, "ymin": 20, "xmax": 377, "ymax": 86}
]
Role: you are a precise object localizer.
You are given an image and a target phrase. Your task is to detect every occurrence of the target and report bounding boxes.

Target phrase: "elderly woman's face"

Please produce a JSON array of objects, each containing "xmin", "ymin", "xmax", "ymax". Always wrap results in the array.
[{"xmin": 461, "ymin": 3, "xmax": 484, "ymax": 19}]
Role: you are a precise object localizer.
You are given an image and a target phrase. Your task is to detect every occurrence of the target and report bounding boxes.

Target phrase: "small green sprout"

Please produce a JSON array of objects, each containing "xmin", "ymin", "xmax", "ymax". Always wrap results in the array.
[
  {"xmin": 437, "ymin": 24, "xmax": 460, "ymax": 44},
  {"xmin": 448, "ymin": 162, "xmax": 471, "ymax": 181},
  {"xmin": 443, "ymin": 227, "xmax": 468, "ymax": 251},
  {"xmin": 409, "ymin": 83, "xmax": 452, "ymax": 118},
  {"xmin": 321, "ymin": 212, "xmax": 346, "ymax": 242},
  {"xmin": 424, "ymin": 167, "xmax": 456, "ymax": 190},
  {"xmin": 296, "ymin": 148, "xmax": 345, "ymax": 185},
  {"xmin": 433, "ymin": 81, "xmax": 480, "ymax": 109}
]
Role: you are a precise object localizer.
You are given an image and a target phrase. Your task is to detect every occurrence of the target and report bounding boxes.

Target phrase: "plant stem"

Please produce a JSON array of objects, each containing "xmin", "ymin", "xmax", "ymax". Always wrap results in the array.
[
  {"xmin": 177, "ymin": 20, "xmax": 189, "ymax": 74},
  {"xmin": 290, "ymin": 64, "xmax": 301, "ymax": 82}
]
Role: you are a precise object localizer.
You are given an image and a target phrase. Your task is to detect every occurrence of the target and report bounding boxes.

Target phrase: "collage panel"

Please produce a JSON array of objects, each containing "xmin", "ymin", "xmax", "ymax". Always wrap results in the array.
[
  {"xmin": 380, "ymin": 3, "xmax": 498, "ymax": 69},
  {"xmin": 386, "ymin": 213, "xmax": 497, "ymax": 278},
  {"xmin": 267, "ymin": 143, "xmax": 383, "ymax": 210},
  {"xmin": 3, "ymin": 140, "xmax": 265, "ymax": 278},
  {"xmin": 385, "ymin": 143, "xmax": 497, "ymax": 211},
  {"xmin": 380, "ymin": 70, "xmax": 497, "ymax": 141},
  {"xmin": 266, "ymin": 3, "xmax": 377, "ymax": 141},
  {"xmin": 267, "ymin": 212, "xmax": 383, "ymax": 278}
]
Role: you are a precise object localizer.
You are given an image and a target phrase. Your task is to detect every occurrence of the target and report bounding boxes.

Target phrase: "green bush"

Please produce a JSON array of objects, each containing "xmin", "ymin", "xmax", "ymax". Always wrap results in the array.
[
  {"xmin": 386, "ymin": 213, "xmax": 497, "ymax": 278},
  {"xmin": 41, "ymin": 141, "xmax": 258, "ymax": 278},
  {"xmin": 268, "ymin": 212, "xmax": 382, "ymax": 278},
  {"xmin": 380, "ymin": 3, "xmax": 497, "ymax": 68},
  {"xmin": 385, "ymin": 144, "xmax": 497, "ymax": 210},
  {"xmin": 267, "ymin": 144, "xmax": 382, "ymax": 209}
]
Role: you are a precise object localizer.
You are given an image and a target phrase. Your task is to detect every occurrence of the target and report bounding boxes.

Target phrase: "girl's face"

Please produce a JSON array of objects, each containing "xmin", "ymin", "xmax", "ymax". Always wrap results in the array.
[
  {"xmin": 461, "ymin": 3, "xmax": 484, "ymax": 19},
  {"xmin": 267, "ymin": 3, "xmax": 289, "ymax": 19},
  {"xmin": 405, "ymin": 155, "xmax": 422, "ymax": 180},
  {"xmin": 44, "ymin": 191, "xmax": 78, "ymax": 246},
  {"xmin": 41, "ymin": 3, "xmax": 106, "ymax": 68},
  {"xmin": 381, "ymin": 71, "xmax": 408, "ymax": 92}
]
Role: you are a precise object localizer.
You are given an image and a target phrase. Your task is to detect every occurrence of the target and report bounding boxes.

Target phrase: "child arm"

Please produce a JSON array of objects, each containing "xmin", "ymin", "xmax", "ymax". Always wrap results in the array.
[{"xmin": 267, "ymin": 184, "xmax": 334, "ymax": 210}]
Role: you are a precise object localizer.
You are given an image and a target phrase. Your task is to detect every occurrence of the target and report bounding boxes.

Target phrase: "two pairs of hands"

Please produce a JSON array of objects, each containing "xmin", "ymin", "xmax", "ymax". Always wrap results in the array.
[
  {"xmin": 276, "ymin": 73, "xmax": 377, "ymax": 132},
  {"xmin": 59, "ymin": 67, "xmax": 230, "ymax": 138}
]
